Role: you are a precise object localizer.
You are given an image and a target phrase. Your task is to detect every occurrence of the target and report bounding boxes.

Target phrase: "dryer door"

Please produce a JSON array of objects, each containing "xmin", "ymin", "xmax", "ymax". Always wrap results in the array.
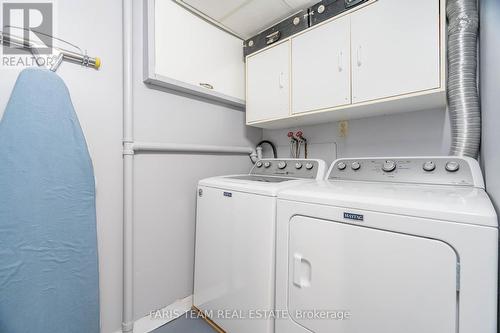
[{"xmin": 288, "ymin": 216, "xmax": 458, "ymax": 333}]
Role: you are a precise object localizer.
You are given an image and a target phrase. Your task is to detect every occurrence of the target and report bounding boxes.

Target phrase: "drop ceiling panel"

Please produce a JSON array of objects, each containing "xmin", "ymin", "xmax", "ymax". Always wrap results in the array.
[
  {"xmin": 180, "ymin": 0, "xmax": 318, "ymax": 39},
  {"xmin": 180, "ymin": 0, "xmax": 249, "ymax": 21}
]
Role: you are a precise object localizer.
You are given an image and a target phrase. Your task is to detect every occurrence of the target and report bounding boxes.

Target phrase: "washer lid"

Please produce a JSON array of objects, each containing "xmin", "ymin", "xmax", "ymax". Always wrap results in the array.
[
  {"xmin": 199, "ymin": 175, "xmax": 322, "ymax": 197},
  {"xmin": 278, "ymin": 180, "xmax": 498, "ymax": 227}
]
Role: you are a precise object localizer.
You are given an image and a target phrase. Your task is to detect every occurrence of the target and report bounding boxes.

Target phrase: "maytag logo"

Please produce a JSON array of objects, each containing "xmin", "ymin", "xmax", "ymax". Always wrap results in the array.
[
  {"xmin": 223, "ymin": 192, "xmax": 232, "ymax": 198},
  {"xmin": 343, "ymin": 212, "xmax": 364, "ymax": 222}
]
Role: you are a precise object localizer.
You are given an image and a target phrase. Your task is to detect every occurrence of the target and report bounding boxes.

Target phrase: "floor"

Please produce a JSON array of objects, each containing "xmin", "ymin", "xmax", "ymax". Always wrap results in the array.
[{"xmin": 151, "ymin": 311, "xmax": 216, "ymax": 333}]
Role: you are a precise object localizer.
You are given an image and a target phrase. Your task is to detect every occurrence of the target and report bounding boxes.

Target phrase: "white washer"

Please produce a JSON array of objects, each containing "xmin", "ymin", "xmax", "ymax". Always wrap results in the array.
[
  {"xmin": 275, "ymin": 156, "xmax": 498, "ymax": 333},
  {"xmin": 194, "ymin": 158, "xmax": 327, "ymax": 333}
]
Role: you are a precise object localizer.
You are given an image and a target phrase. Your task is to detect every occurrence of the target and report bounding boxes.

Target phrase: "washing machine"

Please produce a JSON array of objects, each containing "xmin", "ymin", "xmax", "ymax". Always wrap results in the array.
[
  {"xmin": 275, "ymin": 156, "xmax": 498, "ymax": 333},
  {"xmin": 194, "ymin": 158, "xmax": 327, "ymax": 333}
]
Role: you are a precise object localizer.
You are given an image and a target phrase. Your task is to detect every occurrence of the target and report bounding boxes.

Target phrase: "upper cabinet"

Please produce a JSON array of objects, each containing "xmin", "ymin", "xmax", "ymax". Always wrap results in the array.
[
  {"xmin": 144, "ymin": 0, "xmax": 245, "ymax": 108},
  {"xmin": 246, "ymin": 41, "xmax": 291, "ymax": 123},
  {"xmin": 350, "ymin": 0, "xmax": 441, "ymax": 104},
  {"xmin": 246, "ymin": 0, "xmax": 446, "ymax": 129},
  {"xmin": 292, "ymin": 15, "xmax": 351, "ymax": 115}
]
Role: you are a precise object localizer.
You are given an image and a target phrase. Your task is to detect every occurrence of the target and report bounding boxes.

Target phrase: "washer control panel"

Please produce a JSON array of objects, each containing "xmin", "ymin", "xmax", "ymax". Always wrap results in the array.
[
  {"xmin": 329, "ymin": 157, "xmax": 482, "ymax": 187},
  {"xmin": 251, "ymin": 159, "xmax": 324, "ymax": 179}
]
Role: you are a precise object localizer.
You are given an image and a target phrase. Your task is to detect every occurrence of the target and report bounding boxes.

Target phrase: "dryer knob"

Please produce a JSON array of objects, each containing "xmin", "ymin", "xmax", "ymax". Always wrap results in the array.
[
  {"xmin": 256, "ymin": 161, "xmax": 263, "ymax": 168},
  {"xmin": 264, "ymin": 161, "xmax": 271, "ymax": 168},
  {"xmin": 351, "ymin": 161, "xmax": 361, "ymax": 171},
  {"xmin": 295, "ymin": 162, "xmax": 303, "ymax": 169},
  {"xmin": 278, "ymin": 161, "xmax": 287, "ymax": 169},
  {"xmin": 337, "ymin": 162, "xmax": 347, "ymax": 171},
  {"xmin": 305, "ymin": 163, "xmax": 314, "ymax": 170},
  {"xmin": 382, "ymin": 160, "xmax": 397, "ymax": 172},
  {"xmin": 423, "ymin": 161, "xmax": 436, "ymax": 172},
  {"xmin": 445, "ymin": 161, "xmax": 460, "ymax": 172}
]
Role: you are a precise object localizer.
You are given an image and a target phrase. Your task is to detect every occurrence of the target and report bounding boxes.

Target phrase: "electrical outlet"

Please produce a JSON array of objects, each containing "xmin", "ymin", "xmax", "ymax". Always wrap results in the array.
[{"xmin": 339, "ymin": 121, "xmax": 349, "ymax": 138}]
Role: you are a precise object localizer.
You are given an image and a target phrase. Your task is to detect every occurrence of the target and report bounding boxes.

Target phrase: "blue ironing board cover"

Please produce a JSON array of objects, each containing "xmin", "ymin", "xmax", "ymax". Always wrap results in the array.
[{"xmin": 0, "ymin": 68, "xmax": 100, "ymax": 333}]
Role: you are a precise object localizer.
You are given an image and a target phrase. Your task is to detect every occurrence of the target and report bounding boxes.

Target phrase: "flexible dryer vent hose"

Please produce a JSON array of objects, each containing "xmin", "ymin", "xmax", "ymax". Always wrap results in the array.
[{"xmin": 447, "ymin": 0, "xmax": 480, "ymax": 158}]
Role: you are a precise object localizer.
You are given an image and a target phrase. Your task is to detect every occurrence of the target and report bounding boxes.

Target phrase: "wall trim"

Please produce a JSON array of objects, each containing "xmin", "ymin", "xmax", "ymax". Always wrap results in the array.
[{"xmin": 113, "ymin": 295, "xmax": 193, "ymax": 333}]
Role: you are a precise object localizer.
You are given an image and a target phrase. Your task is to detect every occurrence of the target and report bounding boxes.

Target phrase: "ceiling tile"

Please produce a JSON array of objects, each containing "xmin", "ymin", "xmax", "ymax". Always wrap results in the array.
[
  {"xmin": 180, "ymin": 0, "xmax": 249, "ymax": 21},
  {"xmin": 221, "ymin": 0, "xmax": 304, "ymax": 39},
  {"xmin": 179, "ymin": 0, "xmax": 319, "ymax": 40}
]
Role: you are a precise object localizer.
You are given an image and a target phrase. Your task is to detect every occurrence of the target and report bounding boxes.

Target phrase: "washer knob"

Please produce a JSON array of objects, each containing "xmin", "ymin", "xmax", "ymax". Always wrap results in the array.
[
  {"xmin": 337, "ymin": 162, "xmax": 347, "ymax": 171},
  {"xmin": 382, "ymin": 160, "xmax": 397, "ymax": 172},
  {"xmin": 293, "ymin": 17, "xmax": 301, "ymax": 25},
  {"xmin": 295, "ymin": 162, "xmax": 303, "ymax": 169},
  {"xmin": 305, "ymin": 163, "xmax": 314, "ymax": 170},
  {"xmin": 264, "ymin": 161, "xmax": 271, "ymax": 168},
  {"xmin": 318, "ymin": 4, "xmax": 326, "ymax": 14},
  {"xmin": 423, "ymin": 161, "xmax": 436, "ymax": 172},
  {"xmin": 278, "ymin": 161, "xmax": 287, "ymax": 169},
  {"xmin": 351, "ymin": 161, "xmax": 361, "ymax": 171},
  {"xmin": 256, "ymin": 161, "xmax": 263, "ymax": 168},
  {"xmin": 445, "ymin": 161, "xmax": 460, "ymax": 172}
]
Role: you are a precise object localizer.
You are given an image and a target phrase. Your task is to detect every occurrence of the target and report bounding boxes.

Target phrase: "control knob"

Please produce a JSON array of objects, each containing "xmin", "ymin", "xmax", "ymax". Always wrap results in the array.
[
  {"xmin": 295, "ymin": 162, "xmax": 303, "ymax": 169},
  {"xmin": 351, "ymin": 161, "xmax": 361, "ymax": 171},
  {"xmin": 337, "ymin": 162, "xmax": 347, "ymax": 171},
  {"xmin": 445, "ymin": 161, "xmax": 460, "ymax": 172},
  {"xmin": 382, "ymin": 160, "xmax": 397, "ymax": 172},
  {"xmin": 278, "ymin": 161, "xmax": 287, "ymax": 169},
  {"xmin": 423, "ymin": 161, "xmax": 436, "ymax": 172},
  {"xmin": 305, "ymin": 163, "xmax": 314, "ymax": 170},
  {"xmin": 264, "ymin": 161, "xmax": 271, "ymax": 168},
  {"xmin": 256, "ymin": 161, "xmax": 263, "ymax": 168}
]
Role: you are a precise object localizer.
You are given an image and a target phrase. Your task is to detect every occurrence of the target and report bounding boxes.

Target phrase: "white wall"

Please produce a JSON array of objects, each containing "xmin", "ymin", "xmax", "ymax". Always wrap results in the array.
[
  {"xmin": 262, "ymin": 108, "xmax": 451, "ymax": 165},
  {"xmin": 480, "ymin": 0, "xmax": 500, "ymax": 212},
  {"xmin": 0, "ymin": 1, "xmax": 124, "ymax": 333},
  {"xmin": 0, "ymin": 1, "xmax": 261, "ymax": 333}
]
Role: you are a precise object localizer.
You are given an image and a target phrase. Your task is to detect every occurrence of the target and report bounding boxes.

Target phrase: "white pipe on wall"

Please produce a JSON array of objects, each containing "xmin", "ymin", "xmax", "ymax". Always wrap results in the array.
[
  {"xmin": 133, "ymin": 142, "xmax": 256, "ymax": 155},
  {"xmin": 122, "ymin": 0, "xmax": 134, "ymax": 331}
]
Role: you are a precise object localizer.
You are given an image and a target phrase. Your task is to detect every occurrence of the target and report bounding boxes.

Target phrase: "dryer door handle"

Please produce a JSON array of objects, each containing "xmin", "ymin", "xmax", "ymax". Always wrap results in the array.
[{"xmin": 293, "ymin": 253, "xmax": 311, "ymax": 288}]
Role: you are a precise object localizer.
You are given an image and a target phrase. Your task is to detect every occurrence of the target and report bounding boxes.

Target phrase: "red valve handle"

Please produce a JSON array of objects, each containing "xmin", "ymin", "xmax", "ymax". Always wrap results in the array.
[
  {"xmin": 296, "ymin": 131, "xmax": 303, "ymax": 138},
  {"xmin": 287, "ymin": 131, "xmax": 294, "ymax": 138}
]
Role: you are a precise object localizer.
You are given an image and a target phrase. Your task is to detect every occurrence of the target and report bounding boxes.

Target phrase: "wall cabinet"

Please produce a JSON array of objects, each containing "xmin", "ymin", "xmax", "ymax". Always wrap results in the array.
[
  {"xmin": 246, "ymin": 41, "xmax": 291, "ymax": 123},
  {"xmin": 350, "ymin": 0, "xmax": 440, "ymax": 104},
  {"xmin": 145, "ymin": 0, "xmax": 245, "ymax": 108},
  {"xmin": 246, "ymin": 0, "xmax": 446, "ymax": 129},
  {"xmin": 292, "ymin": 15, "xmax": 351, "ymax": 114}
]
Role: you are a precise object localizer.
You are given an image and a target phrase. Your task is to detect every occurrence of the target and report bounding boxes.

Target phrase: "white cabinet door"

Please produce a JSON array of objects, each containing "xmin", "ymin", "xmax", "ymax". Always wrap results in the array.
[
  {"xmin": 292, "ymin": 15, "xmax": 351, "ymax": 114},
  {"xmin": 288, "ymin": 216, "xmax": 458, "ymax": 333},
  {"xmin": 351, "ymin": 0, "xmax": 441, "ymax": 104},
  {"xmin": 246, "ymin": 41, "xmax": 291, "ymax": 123},
  {"xmin": 153, "ymin": 0, "xmax": 245, "ymax": 103}
]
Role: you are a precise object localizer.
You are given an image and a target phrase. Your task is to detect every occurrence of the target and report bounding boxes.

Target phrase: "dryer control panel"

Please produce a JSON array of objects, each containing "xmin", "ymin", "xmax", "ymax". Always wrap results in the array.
[
  {"xmin": 251, "ymin": 159, "xmax": 326, "ymax": 180},
  {"xmin": 329, "ymin": 156, "xmax": 484, "ymax": 188}
]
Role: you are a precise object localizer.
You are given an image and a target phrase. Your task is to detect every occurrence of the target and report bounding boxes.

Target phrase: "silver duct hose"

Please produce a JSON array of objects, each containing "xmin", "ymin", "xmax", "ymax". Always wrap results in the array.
[{"xmin": 447, "ymin": 0, "xmax": 481, "ymax": 158}]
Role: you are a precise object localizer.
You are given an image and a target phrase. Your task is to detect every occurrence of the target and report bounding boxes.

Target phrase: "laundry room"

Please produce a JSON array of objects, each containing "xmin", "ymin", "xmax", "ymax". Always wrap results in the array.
[{"xmin": 0, "ymin": 0, "xmax": 498, "ymax": 333}]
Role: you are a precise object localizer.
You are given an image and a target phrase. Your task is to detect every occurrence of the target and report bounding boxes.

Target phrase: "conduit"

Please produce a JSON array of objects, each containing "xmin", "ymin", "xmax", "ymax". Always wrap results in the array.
[
  {"xmin": 133, "ymin": 142, "xmax": 256, "ymax": 155},
  {"xmin": 447, "ymin": 0, "xmax": 481, "ymax": 158},
  {"xmin": 122, "ymin": 0, "xmax": 134, "ymax": 331}
]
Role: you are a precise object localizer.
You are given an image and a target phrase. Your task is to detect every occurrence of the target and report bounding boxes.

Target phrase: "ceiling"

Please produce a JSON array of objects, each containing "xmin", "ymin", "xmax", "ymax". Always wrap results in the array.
[{"xmin": 179, "ymin": 0, "xmax": 317, "ymax": 40}]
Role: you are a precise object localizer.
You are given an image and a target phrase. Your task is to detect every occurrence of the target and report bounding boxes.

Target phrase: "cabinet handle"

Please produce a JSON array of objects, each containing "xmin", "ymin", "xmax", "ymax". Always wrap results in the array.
[
  {"xmin": 356, "ymin": 46, "xmax": 362, "ymax": 67},
  {"xmin": 338, "ymin": 51, "xmax": 343, "ymax": 72},
  {"xmin": 199, "ymin": 83, "xmax": 214, "ymax": 90},
  {"xmin": 279, "ymin": 72, "xmax": 285, "ymax": 89}
]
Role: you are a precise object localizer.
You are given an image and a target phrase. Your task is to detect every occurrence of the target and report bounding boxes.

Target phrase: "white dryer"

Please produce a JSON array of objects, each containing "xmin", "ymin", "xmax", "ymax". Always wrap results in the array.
[
  {"xmin": 194, "ymin": 159, "xmax": 327, "ymax": 333},
  {"xmin": 275, "ymin": 157, "xmax": 498, "ymax": 333}
]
